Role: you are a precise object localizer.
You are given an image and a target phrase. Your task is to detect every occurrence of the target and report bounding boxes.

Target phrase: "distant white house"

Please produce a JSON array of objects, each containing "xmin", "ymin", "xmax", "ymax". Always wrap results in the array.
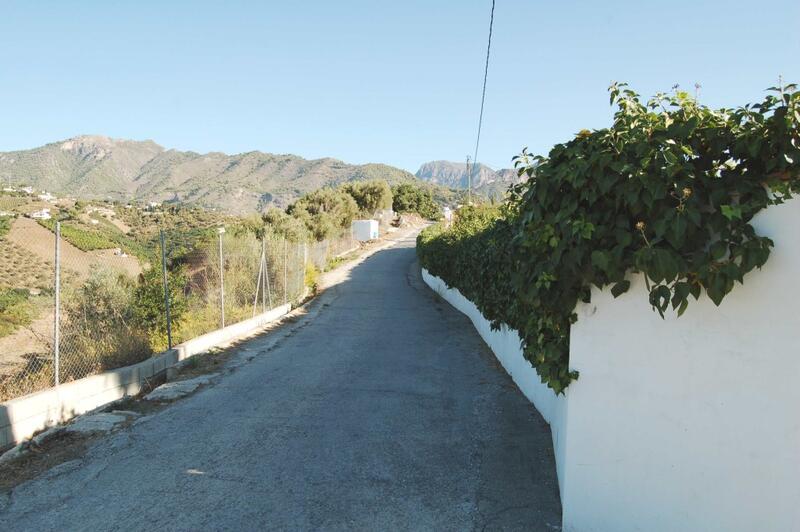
[
  {"xmin": 38, "ymin": 192, "xmax": 56, "ymax": 202},
  {"xmin": 29, "ymin": 208, "xmax": 51, "ymax": 220},
  {"xmin": 86, "ymin": 205, "xmax": 114, "ymax": 218},
  {"xmin": 352, "ymin": 219, "xmax": 379, "ymax": 241},
  {"xmin": 2, "ymin": 187, "xmax": 16, "ymax": 193},
  {"xmin": 443, "ymin": 206, "xmax": 453, "ymax": 223},
  {"xmin": 21, "ymin": 186, "xmax": 34, "ymax": 195}
]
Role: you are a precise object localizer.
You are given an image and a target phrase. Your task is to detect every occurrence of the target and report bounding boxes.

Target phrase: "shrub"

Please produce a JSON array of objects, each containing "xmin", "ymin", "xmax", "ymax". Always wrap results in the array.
[
  {"xmin": 304, "ymin": 262, "xmax": 319, "ymax": 292},
  {"xmin": 60, "ymin": 269, "xmax": 152, "ymax": 381},
  {"xmin": 0, "ymin": 288, "xmax": 33, "ymax": 337},
  {"xmin": 0, "ymin": 216, "xmax": 10, "ymax": 239}
]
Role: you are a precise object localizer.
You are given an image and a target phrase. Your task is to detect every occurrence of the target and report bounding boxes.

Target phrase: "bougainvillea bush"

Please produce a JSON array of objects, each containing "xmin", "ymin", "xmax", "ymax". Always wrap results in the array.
[{"xmin": 417, "ymin": 83, "xmax": 800, "ymax": 393}]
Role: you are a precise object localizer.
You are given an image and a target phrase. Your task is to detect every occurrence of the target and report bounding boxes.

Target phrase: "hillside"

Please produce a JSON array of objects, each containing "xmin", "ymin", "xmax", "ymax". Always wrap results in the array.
[
  {"xmin": 415, "ymin": 160, "xmax": 525, "ymax": 198},
  {"xmin": 0, "ymin": 136, "xmax": 418, "ymax": 214}
]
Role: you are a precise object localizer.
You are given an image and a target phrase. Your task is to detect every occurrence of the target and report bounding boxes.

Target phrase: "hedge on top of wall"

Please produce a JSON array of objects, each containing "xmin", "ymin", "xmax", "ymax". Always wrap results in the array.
[{"xmin": 417, "ymin": 82, "xmax": 800, "ymax": 393}]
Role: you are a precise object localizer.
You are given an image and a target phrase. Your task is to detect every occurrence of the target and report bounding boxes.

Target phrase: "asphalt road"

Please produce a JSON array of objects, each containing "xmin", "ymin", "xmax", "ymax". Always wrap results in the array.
[{"xmin": 1, "ymin": 233, "xmax": 561, "ymax": 531}]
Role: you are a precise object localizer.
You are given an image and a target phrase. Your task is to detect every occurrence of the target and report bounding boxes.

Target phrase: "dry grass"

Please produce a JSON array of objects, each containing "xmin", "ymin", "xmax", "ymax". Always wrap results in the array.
[
  {"xmin": 0, "ymin": 239, "xmax": 52, "ymax": 291},
  {"xmin": 0, "ymin": 356, "xmax": 54, "ymax": 402}
]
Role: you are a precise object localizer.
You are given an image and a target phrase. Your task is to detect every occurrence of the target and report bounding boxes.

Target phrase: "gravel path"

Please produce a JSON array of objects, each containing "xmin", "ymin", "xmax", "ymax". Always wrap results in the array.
[{"xmin": 0, "ymin": 232, "xmax": 561, "ymax": 531}]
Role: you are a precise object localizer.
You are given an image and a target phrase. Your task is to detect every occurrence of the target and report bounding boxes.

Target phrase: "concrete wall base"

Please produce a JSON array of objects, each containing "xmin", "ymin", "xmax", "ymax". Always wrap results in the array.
[{"xmin": 0, "ymin": 303, "xmax": 291, "ymax": 449}]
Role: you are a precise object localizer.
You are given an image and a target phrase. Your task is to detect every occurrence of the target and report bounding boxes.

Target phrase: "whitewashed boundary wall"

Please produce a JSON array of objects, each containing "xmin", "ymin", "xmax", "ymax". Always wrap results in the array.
[{"xmin": 422, "ymin": 198, "xmax": 799, "ymax": 531}]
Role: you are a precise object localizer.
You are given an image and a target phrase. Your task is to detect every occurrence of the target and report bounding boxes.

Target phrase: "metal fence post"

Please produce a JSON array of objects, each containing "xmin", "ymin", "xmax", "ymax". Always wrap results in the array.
[
  {"xmin": 53, "ymin": 221, "xmax": 61, "ymax": 386},
  {"xmin": 160, "ymin": 230, "xmax": 173, "ymax": 350},
  {"xmin": 283, "ymin": 238, "xmax": 289, "ymax": 305},
  {"xmin": 253, "ymin": 240, "xmax": 264, "ymax": 318},
  {"xmin": 301, "ymin": 242, "xmax": 307, "ymax": 296},
  {"xmin": 265, "ymin": 238, "xmax": 273, "ymax": 310},
  {"xmin": 218, "ymin": 227, "xmax": 226, "ymax": 328}
]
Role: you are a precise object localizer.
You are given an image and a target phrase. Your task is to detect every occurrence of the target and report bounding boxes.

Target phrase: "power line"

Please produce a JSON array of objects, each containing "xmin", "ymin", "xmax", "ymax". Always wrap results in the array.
[{"xmin": 468, "ymin": 0, "xmax": 495, "ymax": 204}]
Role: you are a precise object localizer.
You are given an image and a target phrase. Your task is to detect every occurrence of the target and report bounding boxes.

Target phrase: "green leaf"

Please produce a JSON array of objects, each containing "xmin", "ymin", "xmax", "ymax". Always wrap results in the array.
[
  {"xmin": 671, "ymin": 281, "xmax": 691, "ymax": 310},
  {"xmin": 591, "ymin": 250, "xmax": 611, "ymax": 273},
  {"xmin": 666, "ymin": 214, "xmax": 687, "ymax": 248},
  {"xmin": 649, "ymin": 285, "xmax": 671, "ymax": 317},
  {"xmin": 710, "ymin": 241, "xmax": 728, "ymax": 260},
  {"xmin": 652, "ymin": 249, "xmax": 679, "ymax": 282},
  {"xmin": 720, "ymin": 204, "xmax": 742, "ymax": 221},
  {"xmin": 610, "ymin": 280, "xmax": 631, "ymax": 298}
]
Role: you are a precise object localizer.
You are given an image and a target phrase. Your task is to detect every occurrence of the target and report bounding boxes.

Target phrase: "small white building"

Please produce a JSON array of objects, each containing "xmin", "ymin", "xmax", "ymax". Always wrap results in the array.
[
  {"xmin": 29, "ymin": 208, "xmax": 51, "ymax": 220},
  {"xmin": 21, "ymin": 186, "xmax": 34, "ymax": 195},
  {"xmin": 351, "ymin": 219, "xmax": 379, "ymax": 241},
  {"xmin": 38, "ymin": 192, "xmax": 56, "ymax": 202},
  {"xmin": 443, "ymin": 206, "xmax": 453, "ymax": 223}
]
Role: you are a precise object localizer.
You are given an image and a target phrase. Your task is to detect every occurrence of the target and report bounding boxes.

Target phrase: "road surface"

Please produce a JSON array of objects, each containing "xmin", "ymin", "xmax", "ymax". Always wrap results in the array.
[{"xmin": 1, "ymin": 233, "xmax": 561, "ymax": 531}]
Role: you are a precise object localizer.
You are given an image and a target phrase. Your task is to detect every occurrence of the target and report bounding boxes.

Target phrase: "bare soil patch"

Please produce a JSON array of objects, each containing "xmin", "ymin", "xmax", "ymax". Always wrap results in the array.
[
  {"xmin": 6, "ymin": 217, "xmax": 141, "ymax": 279},
  {"xmin": 0, "ymin": 431, "xmax": 95, "ymax": 492}
]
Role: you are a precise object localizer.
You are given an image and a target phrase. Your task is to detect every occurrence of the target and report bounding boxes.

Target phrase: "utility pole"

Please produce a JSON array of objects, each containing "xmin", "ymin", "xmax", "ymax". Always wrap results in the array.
[{"xmin": 465, "ymin": 155, "xmax": 472, "ymax": 205}]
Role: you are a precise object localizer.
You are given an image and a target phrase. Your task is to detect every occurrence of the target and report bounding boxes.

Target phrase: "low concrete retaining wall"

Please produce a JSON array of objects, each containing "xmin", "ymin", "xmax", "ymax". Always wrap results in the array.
[
  {"xmin": 421, "ymin": 198, "xmax": 800, "ymax": 531},
  {"xmin": 0, "ymin": 303, "xmax": 291, "ymax": 449}
]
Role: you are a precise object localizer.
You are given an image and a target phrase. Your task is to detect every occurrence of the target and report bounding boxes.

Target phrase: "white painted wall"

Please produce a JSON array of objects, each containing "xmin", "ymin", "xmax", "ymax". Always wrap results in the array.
[
  {"xmin": 562, "ymin": 198, "xmax": 800, "ymax": 532},
  {"xmin": 421, "ymin": 198, "xmax": 800, "ymax": 531}
]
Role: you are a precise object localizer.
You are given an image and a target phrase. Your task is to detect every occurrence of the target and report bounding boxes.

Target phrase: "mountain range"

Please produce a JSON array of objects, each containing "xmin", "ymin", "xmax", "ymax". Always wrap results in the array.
[
  {"xmin": 415, "ymin": 160, "xmax": 524, "ymax": 198},
  {"xmin": 0, "ymin": 136, "xmax": 417, "ymax": 214},
  {"xmin": 0, "ymin": 136, "xmax": 525, "ymax": 214}
]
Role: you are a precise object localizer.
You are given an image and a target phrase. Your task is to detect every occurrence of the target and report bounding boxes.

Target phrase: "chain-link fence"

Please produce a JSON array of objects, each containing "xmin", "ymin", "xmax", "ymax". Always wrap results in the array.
[
  {"xmin": 169, "ymin": 230, "xmax": 308, "ymax": 347},
  {"xmin": 0, "ymin": 223, "xmax": 348, "ymax": 402},
  {"xmin": 307, "ymin": 230, "xmax": 358, "ymax": 271}
]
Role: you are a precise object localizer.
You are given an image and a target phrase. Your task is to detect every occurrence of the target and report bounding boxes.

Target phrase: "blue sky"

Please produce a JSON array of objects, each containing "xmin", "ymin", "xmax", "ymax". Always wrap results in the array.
[{"xmin": 1, "ymin": 1, "xmax": 798, "ymax": 172}]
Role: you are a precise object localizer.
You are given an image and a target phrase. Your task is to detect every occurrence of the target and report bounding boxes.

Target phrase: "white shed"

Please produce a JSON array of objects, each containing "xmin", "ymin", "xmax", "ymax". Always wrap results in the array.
[{"xmin": 351, "ymin": 219, "xmax": 379, "ymax": 241}]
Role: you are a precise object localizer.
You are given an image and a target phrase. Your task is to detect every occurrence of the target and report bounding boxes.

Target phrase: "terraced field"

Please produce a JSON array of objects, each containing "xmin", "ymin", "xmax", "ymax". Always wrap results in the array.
[
  {"xmin": 0, "ymin": 217, "xmax": 144, "ymax": 379},
  {"xmin": 7, "ymin": 218, "xmax": 141, "ymax": 278},
  {"xmin": 0, "ymin": 237, "xmax": 53, "ymax": 291}
]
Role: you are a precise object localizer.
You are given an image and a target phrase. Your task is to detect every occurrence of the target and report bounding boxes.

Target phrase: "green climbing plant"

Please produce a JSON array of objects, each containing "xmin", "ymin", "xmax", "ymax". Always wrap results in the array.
[{"xmin": 418, "ymin": 82, "xmax": 800, "ymax": 393}]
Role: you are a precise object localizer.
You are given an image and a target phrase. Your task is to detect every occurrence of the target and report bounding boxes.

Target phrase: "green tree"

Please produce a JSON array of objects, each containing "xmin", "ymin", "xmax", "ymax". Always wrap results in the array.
[
  {"xmin": 132, "ymin": 266, "xmax": 188, "ymax": 346},
  {"xmin": 287, "ymin": 187, "xmax": 359, "ymax": 241},
  {"xmin": 392, "ymin": 183, "xmax": 442, "ymax": 220},
  {"xmin": 341, "ymin": 180, "xmax": 393, "ymax": 215},
  {"xmin": 260, "ymin": 208, "xmax": 310, "ymax": 242}
]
